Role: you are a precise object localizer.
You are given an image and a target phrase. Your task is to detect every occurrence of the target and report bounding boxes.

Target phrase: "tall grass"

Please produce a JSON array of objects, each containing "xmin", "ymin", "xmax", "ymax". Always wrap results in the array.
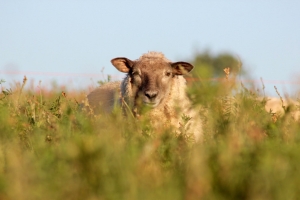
[{"xmin": 0, "ymin": 73, "xmax": 299, "ymax": 200}]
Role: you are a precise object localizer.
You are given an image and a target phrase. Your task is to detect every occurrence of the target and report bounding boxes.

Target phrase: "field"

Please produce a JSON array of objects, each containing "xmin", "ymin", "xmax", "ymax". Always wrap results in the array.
[{"xmin": 0, "ymin": 74, "xmax": 300, "ymax": 200}]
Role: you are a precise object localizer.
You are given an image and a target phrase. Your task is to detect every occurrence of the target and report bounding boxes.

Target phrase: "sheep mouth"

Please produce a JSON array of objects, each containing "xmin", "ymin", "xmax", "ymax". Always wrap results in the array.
[
  {"xmin": 142, "ymin": 99, "xmax": 163, "ymax": 108},
  {"xmin": 143, "ymin": 101, "xmax": 159, "ymax": 108},
  {"xmin": 141, "ymin": 94, "xmax": 164, "ymax": 108}
]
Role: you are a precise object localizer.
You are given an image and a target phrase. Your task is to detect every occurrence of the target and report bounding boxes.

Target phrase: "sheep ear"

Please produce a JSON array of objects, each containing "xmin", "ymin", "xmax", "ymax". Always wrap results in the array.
[
  {"xmin": 111, "ymin": 57, "xmax": 135, "ymax": 73},
  {"xmin": 171, "ymin": 62, "xmax": 194, "ymax": 75}
]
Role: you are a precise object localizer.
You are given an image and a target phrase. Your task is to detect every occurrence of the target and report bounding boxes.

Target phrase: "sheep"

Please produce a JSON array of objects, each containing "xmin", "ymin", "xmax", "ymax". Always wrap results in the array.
[
  {"xmin": 85, "ymin": 52, "xmax": 202, "ymax": 141},
  {"xmin": 265, "ymin": 97, "xmax": 299, "ymax": 121},
  {"xmin": 85, "ymin": 81, "xmax": 121, "ymax": 114}
]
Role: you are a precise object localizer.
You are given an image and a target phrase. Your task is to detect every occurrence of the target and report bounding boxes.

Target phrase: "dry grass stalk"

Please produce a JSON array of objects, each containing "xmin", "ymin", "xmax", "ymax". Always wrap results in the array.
[{"xmin": 274, "ymin": 86, "xmax": 286, "ymax": 112}]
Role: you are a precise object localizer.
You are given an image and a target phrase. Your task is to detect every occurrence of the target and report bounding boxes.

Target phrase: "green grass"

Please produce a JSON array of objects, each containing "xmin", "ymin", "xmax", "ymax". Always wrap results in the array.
[{"xmin": 0, "ymin": 76, "xmax": 299, "ymax": 200}]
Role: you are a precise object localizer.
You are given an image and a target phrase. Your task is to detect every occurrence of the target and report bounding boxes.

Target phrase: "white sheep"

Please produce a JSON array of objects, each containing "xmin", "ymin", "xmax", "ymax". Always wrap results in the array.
[
  {"xmin": 86, "ymin": 52, "xmax": 202, "ymax": 141},
  {"xmin": 265, "ymin": 97, "xmax": 299, "ymax": 120}
]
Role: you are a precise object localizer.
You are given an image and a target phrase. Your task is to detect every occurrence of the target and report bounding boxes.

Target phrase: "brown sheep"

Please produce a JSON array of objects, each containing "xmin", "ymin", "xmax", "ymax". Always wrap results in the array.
[{"xmin": 85, "ymin": 52, "xmax": 202, "ymax": 141}]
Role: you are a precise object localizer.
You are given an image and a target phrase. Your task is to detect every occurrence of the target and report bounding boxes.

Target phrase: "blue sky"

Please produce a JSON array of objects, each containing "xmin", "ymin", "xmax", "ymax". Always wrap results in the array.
[{"xmin": 0, "ymin": 1, "xmax": 300, "ymax": 96}]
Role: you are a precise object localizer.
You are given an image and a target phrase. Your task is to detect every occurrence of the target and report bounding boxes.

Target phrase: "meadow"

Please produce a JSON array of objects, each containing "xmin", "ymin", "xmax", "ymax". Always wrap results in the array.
[{"xmin": 0, "ymin": 72, "xmax": 299, "ymax": 200}]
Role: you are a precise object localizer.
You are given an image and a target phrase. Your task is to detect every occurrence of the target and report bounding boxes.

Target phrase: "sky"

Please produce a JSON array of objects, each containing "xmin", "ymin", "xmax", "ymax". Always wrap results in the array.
[{"xmin": 0, "ymin": 1, "xmax": 300, "ymax": 96}]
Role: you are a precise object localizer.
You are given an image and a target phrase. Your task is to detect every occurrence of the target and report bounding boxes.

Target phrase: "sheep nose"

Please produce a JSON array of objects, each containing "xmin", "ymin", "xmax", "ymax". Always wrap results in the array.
[{"xmin": 145, "ymin": 90, "xmax": 158, "ymax": 100}]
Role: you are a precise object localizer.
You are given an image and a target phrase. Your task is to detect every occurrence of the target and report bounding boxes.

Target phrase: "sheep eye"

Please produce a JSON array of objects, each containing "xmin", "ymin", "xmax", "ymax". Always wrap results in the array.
[
  {"xmin": 165, "ymin": 72, "xmax": 171, "ymax": 77},
  {"xmin": 132, "ymin": 71, "xmax": 141, "ymax": 84},
  {"xmin": 132, "ymin": 71, "xmax": 140, "ymax": 76}
]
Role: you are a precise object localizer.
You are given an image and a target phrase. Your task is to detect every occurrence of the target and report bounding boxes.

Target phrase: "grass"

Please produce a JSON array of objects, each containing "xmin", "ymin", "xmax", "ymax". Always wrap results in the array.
[{"xmin": 0, "ymin": 74, "xmax": 299, "ymax": 200}]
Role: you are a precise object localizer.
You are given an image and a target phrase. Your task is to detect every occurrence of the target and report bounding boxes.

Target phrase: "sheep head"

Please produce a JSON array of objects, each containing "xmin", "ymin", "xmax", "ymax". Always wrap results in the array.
[{"xmin": 111, "ymin": 52, "xmax": 194, "ymax": 109}]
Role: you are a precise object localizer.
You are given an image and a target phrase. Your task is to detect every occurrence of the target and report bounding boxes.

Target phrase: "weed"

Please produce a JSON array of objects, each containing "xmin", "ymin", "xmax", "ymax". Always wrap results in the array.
[{"xmin": 0, "ymin": 72, "xmax": 299, "ymax": 200}]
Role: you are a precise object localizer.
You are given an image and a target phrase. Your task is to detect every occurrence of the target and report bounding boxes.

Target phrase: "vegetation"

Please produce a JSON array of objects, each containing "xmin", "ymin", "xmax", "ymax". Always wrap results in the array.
[
  {"xmin": 0, "ymin": 57, "xmax": 300, "ymax": 200},
  {"xmin": 189, "ymin": 50, "xmax": 245, "ymax": 78}
]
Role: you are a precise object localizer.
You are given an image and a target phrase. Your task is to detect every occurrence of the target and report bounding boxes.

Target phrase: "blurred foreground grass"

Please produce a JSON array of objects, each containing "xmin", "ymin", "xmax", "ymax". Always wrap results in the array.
[{"xmin": 0, "ymin": 75, "xmax": 300, "ymax": 200}]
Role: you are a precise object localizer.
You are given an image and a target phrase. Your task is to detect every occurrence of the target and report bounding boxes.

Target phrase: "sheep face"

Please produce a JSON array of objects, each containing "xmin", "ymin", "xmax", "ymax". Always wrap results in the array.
[{"xmin": 111, "ymin": 54, "xmax": 193, "ymax": 108}]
